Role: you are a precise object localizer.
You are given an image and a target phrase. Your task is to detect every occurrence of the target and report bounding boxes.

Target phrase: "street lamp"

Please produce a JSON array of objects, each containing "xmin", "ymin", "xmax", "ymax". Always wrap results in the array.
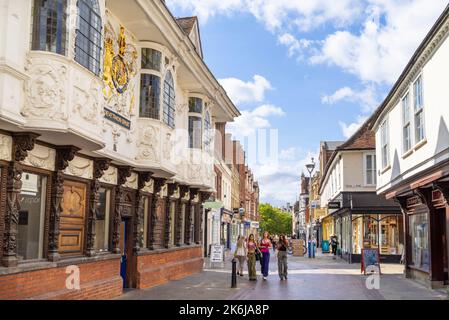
[{"xmin": 305, "ymin": 158, "xmax": 315, "ymax": 253}]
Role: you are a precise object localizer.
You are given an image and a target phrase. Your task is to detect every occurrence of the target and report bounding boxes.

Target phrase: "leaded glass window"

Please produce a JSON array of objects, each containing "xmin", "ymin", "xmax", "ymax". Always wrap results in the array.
[
  {"xmin": 163, "ymin": 71, "xmax": 176, "ymax": 128},
  {"xmin": 140, "ymin": 74, "xmax": 161, "ymax": 119},
  {"xmin": 31, "ymin": 0, "xmax": 67, "ymax": 55},
  {"xmin": 141, "ymin": 48, "xmax": 162, "ymax": 71},
  {"xmin": 75, "ymin": 0, "xmax": 102, "ymax": 75}
]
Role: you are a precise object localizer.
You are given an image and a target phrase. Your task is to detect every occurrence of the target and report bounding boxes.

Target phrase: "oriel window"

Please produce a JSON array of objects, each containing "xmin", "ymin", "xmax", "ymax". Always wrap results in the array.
[
  {"xmin": 31, "ymin": 0, "xmax": 67, "ymax": 55},
  {"xmin": 140, "ymin": 74, "xmax": 161, "ymax": 119},
  {"xmin": 141, "ymin": 48, "xmax": 162, "ymax": 71},
  {"xmin": 75, "ymin": 0, "xmax": 102, "ymax": 75},
  {"xmin": 163, "ymin": 71, "xmax": 176, "ymax": 128}
]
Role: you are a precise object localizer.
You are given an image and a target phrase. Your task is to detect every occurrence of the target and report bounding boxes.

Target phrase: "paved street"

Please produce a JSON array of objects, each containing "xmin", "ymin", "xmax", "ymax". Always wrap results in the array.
[{"xmin": 117, "ymin": 251, "xmax": 449, "ymax": 300}]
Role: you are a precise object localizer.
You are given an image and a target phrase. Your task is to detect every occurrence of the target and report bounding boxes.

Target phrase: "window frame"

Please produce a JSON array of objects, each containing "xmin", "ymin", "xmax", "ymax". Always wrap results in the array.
[
  {"xmin": 162, "ymin": 70, "xmax": 176, "ymax": 128},
  {"xmin": 380, "ymin": 118, "xmax": 390, "ymax": 170},
  {"xmin": 401, "ymin": 91, "xmax": 412, "ymax": 154},
  {"xmin": 363, "ymin": 152, "xmax": 377, "ymax": 186},
  {"xmin": 94, "ymin": 185, "xmax": 113, "ymax": 253},
  {"xmin": 413, "ymin": 74, "xmax": 426, "ymax": 145},
  {"xmin": 74, "ymin": 0, "xmax": 102, "ymax": 75}
]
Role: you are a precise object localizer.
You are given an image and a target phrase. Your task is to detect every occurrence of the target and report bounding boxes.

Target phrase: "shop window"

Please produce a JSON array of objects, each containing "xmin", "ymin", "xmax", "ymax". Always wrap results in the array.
[
  {"xmin": 363, "ymin": 215, "xmax": 379, "ymax": 249},
  {"xmin": 379, "ymin": 216, "xmax": 403, "ymax": 255},
  {"xmin": 143, "ymin": 197, "xmax": 149, "ymax": 248},
  {"xmin": 75, "ymin": 0, "xmax": 102, "ymax": 75},
  {"xmin": 31, "ymin": 0, "xmax": 67, "ymax": 55},
  {"xmin": 163, "ymin": 71, "xmax": 175, "ymax": 128},
  {"xmin": 169, "ymin": 201, "xmax": 176, "ymax": 246},
  {"xmin": 140, "ymin": 74, "xmax": 161, "ymax": 119},
  {"xmin": 409, "ymin": 212, "xmax": 429, "ymax": 270},
  {"xmin": 17, "ymin": 173, "xmax": 47, "ymax": 261},
  {"xmin": 190, "ymin": 205, "xmax": 195, "ymax": 243},
  {"xmin": 141, "ymin": 48, "xmax": 161, "ymax": 71},
  {"xmin": 94, "ymin": 187, "xmax": 111, "ymax": 252}
]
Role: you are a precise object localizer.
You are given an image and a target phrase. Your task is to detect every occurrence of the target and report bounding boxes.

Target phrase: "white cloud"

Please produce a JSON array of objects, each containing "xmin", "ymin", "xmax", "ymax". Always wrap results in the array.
[
  {"xmin": 339, "ymin": 115, "xmax": 368, "ymax": 139},
  {"xmin": 219, "ymin": 75, "xmax": 273, "ymax": 105},
  {"xmin": 321, "ymin": 85, "xmax": 379, "ymax": 112},
  {"xmin": 310, "ymin": 0, "xmax": 448, "ymax": 85},
  {"xmin": 279, "ymin": 147, "xmax": 297, "ymax": 161},
  {"xmin": 227, "ymin": 104, "xmax": 285, "ymax": 137},
  {"xmin": 278, "ymin": 33, "xmax": 315, "ymax": 59}
]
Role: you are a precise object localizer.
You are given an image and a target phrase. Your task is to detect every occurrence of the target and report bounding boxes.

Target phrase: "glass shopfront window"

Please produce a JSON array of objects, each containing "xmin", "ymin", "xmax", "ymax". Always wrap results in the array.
[
  {"xmin": 94, "ymin": 187, "xmax": 111, "ymax": 252},
  {"xmin": 380, "ymin": 216, "xmax": 402, "ymax": 255},
  {"xmin": 352, "ymin": 215, "xmax": 363, "ymax": 254},
  {"xmin": 169, "ymin": 202, "xmax": 176, "ymax": 246},
  {"xmin": 342, "ymin": 215, "xmax": 351, "ymax": 255},
  {"xmin": 17, "ymin": 173, "xmax": 47, "ymax": 261},
  {"xmin": 143, "ymin": 197, "xmax": 149, "ymax": 248},
  {"xmin": 181, "ymin": 203, "xmax": 186, "ymax": 244},
  {"xmin": 190, "ymin": 205, "xmax": 195, "ymax": 243},
  {"xmin": 363, "ymin": 215, "xmax": 379, "ymax": 249},
  {"xmin": 409, "ymin": 213, "xmax": 429, "ymax": 270}
]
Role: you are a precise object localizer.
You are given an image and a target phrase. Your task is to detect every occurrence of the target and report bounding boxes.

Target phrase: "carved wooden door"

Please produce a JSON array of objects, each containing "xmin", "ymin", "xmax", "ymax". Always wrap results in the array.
[{"xmin": 59, "ymin": 180, "xmax": 87, "ymax": 255}]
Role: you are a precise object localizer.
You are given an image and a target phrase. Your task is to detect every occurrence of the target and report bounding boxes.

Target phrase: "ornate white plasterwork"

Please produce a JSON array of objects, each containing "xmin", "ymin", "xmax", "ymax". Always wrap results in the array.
[
  {"xmin": 125, "ymin": 172, "xmax": 138, "ymax": 189},
  {"xmin": 64, "ymin": 156, "xmax": 94, "ymax": 179},
  {"xmin": 23, "ymin": 58, "xmax": 68, "ymax": 121},
  {"xmin": 99, "ymin": 165, "xmax": 117, "ymax": 185},
  {"xmin": 142, "ymin": 179, "xmax": 154, "ymax": 193},
  {"xmin": 21, "ymin": 144, "xmax": 56, "ymax": 171},
  {"xmin": 0, "ymin": 134, "xmax": 12, "ymax": 161},
  {"xmin": 136, "ymin": 124, "xmax": 159, "ymax": 161},
  {"xmin": 72, "ymin": 79, "xmax": 101, "ymax": 125}
]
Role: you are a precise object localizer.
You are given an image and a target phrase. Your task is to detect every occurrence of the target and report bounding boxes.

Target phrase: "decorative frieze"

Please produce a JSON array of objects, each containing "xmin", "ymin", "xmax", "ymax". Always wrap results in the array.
[
  {"xmin": 21, "ymin": 144, "xmax": 56, "ymax": 171},
  {"xmin": 99, "ymin": 165, "xmax": 117, "ymax": 185},
  {"xmin": 125, "ymin": 171, "xmax": 138, "ymax": 189},
  {"xmin": 0, "ymin": 134, "xmax": 12, "ymax": 161},
  {"xmin": 64, "ymin": 155, "xmax": 93, "ymax": 179}
]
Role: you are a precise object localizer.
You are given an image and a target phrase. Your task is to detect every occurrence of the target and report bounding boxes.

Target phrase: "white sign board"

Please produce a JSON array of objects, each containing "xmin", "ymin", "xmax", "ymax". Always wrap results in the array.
[
  {"xmin": 251, "ymin": 221, "xmax": 259, "ymax": 229},
  {"xmin": 210, "ymin": 245, "xmax": 224, "ymax": 262}
]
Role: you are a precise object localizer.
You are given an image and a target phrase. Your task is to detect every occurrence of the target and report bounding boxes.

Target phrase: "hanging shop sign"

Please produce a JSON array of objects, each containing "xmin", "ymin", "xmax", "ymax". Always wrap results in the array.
[
  {"xmin": 250, "ymin": 221, "xmax": 259, "ymax": 229},
  {"xmin": 406, "ymin": 196, "xmax": 422, "ymax": 209},
  {"xmin": 328, "ymin": 202, "xmax": 341, "ymax": 209}
]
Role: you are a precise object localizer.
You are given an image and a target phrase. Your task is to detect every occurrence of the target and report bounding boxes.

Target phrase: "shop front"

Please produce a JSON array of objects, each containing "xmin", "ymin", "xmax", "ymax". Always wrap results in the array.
[
  {"xmin": 330, "ymin": 192, "xmax": 403, "ymax": 263},
  {"xmin": 322, "ymin": 214, "xmax": 334, "ymax": 244},
  {"xmin": 221, "ymin": 210, "xmax": 233, "ymax": 250}
]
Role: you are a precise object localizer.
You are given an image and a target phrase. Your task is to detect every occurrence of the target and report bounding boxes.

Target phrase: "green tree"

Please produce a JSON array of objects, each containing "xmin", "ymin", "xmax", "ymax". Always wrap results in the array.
[{"xmin": 259, "ymin": 203, "xmax": 292, "ymax": 235}]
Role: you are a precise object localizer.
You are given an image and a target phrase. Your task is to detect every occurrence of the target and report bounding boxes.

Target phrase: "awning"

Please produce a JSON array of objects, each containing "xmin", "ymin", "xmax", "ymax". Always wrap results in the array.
[{"xmin": 203, "ymin": 200, "xmax": 224, "ymax": 209}]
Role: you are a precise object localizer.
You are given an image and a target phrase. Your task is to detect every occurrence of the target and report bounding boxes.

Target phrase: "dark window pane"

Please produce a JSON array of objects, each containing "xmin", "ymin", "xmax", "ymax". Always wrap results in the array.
[
  {"xmin": 188, "ymin": 97, "xmax": 202, "ymax": 113},
  {"xmin": 141, "ymin": 48, "xmax": 162, "ymax": 71},
  {"xmin": 163, "ymin": 71, "xmax": 176, "ymax": 128},
  {"xmin": 31, "ymin": 0, "xmax": 67, "ymax": 55},
  {"xmin": 140, "ymin": 74, "xmax": 161, "ymax": 119},
  {"xmin": 189, "ymin": 116, "xmax": 202, "ymax": 149}
]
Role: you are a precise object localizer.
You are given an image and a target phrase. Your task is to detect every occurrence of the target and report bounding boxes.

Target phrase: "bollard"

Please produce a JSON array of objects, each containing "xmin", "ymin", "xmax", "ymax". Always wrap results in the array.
[{"xmin": 231, "ymin": 258, "xmax": 237, "ymax": 288}]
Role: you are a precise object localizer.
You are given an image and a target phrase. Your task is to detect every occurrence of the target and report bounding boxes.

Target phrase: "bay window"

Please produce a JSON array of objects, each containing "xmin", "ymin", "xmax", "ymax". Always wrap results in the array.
[
  {"xmin": 17, "ymin": 172, "xmax": 47, "ymax": 261},
  {"xmin": 413, "ymin": 75, "xmax": 425, "ymax": 143},
  {"xmin": 188, "ymin": 98, "xmax": 203, "ymax": 149},
  {"xmin": 31, "ymin": 0, "xmax": 67, "ymax": 55},
  {"xmin": 141, "ymin": 48, "xmax": 162, "ymax": 71},
  {"xmin": 402, "ymin": 93, "xmax": 411, "ymax": 153},
  {"xmin": 140, "ymin": 74, "xmax": 161, "ymax": 119},
  {"xmin": 75, "ymin": 0, "xmax": 102, "ymax": 75}
]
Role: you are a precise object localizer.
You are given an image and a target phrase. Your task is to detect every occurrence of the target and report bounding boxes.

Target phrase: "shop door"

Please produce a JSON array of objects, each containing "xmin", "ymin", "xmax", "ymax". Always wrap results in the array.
[
  {"xmin": 119, "ymin": 219, "xmax": 129, "ymax": 288},
  {"xmin": 59, "ymin": 180, "xmax": 87, "ymax": 256}
]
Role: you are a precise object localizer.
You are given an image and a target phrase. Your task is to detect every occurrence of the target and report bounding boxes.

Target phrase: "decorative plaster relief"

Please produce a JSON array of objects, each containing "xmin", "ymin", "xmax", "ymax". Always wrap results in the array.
[
  {"xmin": 0, "ymin": 134, "xmax": 12, "ymax": 161},
  {"xmin": 23, "ymin": 58, "xmax": 68, "ymax": 121},
  {"xmin": 64, "ymin": 156, "xmax": 93, "ymax": 179},
  {"xmin": 142, "ymin": 179, "xmax": 154, "ymax": 193},
  {"xmin": 99, "ymin": 165, "xmax": 117, "ymax": 185},
  {"xmin": 125, "ymin": 172, "xmax": 138, "ymax": 189},
  {"xmin": 21, "ymin": 144, "xmax": 56, "ymax": 171},
  {"xmin": 136, "ymin": 124, "xmax": 159, "ymax": 161},
  {"xmin": 72, "ymin": 80, "xmax": 101, "ymax": 125}
]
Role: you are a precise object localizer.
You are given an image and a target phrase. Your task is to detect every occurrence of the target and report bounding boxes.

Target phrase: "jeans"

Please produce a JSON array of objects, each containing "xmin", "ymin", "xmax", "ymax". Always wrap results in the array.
[
  {"xmin": 236, "ymin": 255, "xmax": 245, "ymax": 274},
  {"xmin": 261, "ymin": 251, "xmax": 270, "ymax": 277},
  {"xmin": 277, "ymin": 251, "xmax": 288, "ymax": 278}
]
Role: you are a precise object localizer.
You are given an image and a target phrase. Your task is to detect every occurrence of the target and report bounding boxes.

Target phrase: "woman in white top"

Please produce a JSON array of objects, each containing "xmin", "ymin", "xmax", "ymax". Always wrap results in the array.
[{"xmin": 235, "ymin": 236, "xmax": 247, "ymax": 276}]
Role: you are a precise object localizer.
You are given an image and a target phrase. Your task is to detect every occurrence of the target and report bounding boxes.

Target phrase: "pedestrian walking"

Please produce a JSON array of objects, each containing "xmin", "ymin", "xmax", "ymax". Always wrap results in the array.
[
  {"xmin": 259, "ymin": 231, "xmax": 272, "ymax": 280},
  {"xmin": 277, "ymin": 234, "xmax": 288, "ymax": 280},
  {"xmin": 234, "ymin": 236, "xmax": 247, "ymax": 276},
  {"xmin": 330, "ymin": 235, "xmax": 339, "ymax": 259},
  {"xmin": 246, "ymin": 234, "xmax": 258, "ymax": 281}
]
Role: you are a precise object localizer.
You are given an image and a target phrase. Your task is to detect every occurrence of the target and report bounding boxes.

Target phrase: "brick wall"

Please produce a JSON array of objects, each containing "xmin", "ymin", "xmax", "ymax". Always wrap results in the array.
[
  {"xmin": 136, "ymin": 246, "xmax": 203, "ymax": 289},
  {"xmin": 0, "ymin": 258, "xmax": 122, "ymax": 300}
]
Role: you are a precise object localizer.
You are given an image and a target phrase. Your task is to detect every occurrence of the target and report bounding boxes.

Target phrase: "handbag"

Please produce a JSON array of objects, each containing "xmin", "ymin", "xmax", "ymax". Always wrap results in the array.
[{"xmin": 255, "ymin": 250, "xmax": 261, "ymax": 261}]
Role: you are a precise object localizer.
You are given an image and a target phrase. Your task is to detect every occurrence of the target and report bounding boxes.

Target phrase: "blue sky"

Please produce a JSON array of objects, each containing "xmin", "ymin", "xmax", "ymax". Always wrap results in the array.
[{"xmin": 166, "ymin": 0, "xmax": 448, "ymax": 206}]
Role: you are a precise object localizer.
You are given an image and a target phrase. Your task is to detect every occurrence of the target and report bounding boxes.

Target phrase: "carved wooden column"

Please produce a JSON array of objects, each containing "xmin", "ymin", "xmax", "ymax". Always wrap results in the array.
[
  {"xmin": 176, "ymin": 185, "xmax": 189, "ymax": 246},
  {"xmin": 148, "ymin": 178, "xmax": 166, "ymax": 250},
  {"xmin": 164, "ymin": 183, "xmax": 178, "ymax": 248},
  {"xmin": 112, "ymin": 166, "xmax": 132, "ymax": 254},
  {"xmin": 47, "ymin": 146, "xmax": 80, "ymax": 262},
  {"xmin": 2, "ymin": 133, "xmax": 39, "ymax": 267},
  {"xmin": 199, "ymin": 192, "xmax": 212, "ymax": 246},
  {"xmin": 133, "ymin": 172, "xmax": 152, "ymax": 253},
  {"xmin": 85, "ymin": 159, "xmax": 111, "ymax": 257}
]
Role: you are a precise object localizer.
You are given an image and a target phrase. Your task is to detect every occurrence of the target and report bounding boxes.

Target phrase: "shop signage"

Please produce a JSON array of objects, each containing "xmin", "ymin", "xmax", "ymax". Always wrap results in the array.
[
  {"xmin": 251, "ymin": 221, "xmax": 259, "ymax": 229},
  {"xmin": 328, "ymin": 202, "xmax": 340, "ymax": 209},
  {"xmin": 210, "ymin": 245, "xmax": 224, "ymax": 262},
  {"xmin": 406, "ymin": 196, "xmax": 422, "ymax": 209},
  {"xmin": 104, "ymin": 107, "xmax": 131, "ymax": 129},
  {"xmin": 239, "ymin": 208, "xmax": 245, "ymax": 215},
  {"xmin": 361, "ymin": 248, "xmax": 382, "ymax": 275}
]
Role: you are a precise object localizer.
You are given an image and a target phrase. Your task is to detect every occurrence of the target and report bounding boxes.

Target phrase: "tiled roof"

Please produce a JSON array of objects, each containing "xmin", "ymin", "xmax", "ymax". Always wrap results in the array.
[
  {"xmin": 176, "ymin": 16, "xmax": 197, "ymax": 35},
  {"xmin": 337, "ymin": 117, "xmax": 375, "ymax": 151}
]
